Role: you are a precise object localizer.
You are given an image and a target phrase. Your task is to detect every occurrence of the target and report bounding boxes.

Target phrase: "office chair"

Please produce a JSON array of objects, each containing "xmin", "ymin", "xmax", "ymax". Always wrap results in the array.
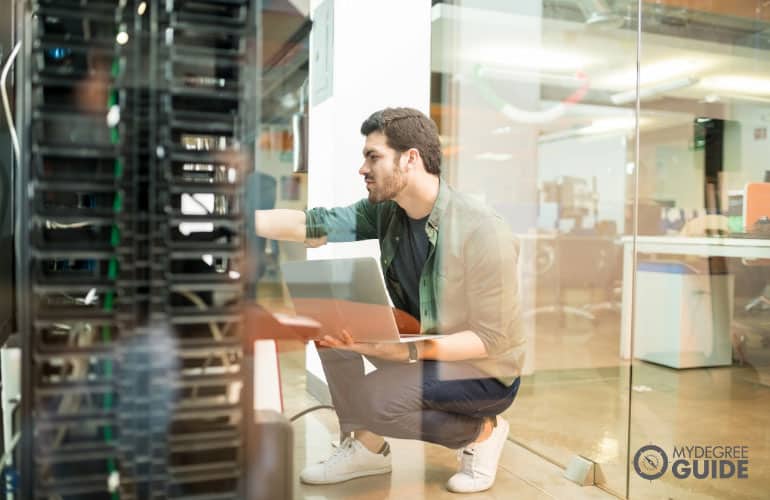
[{"xmin": 524, "ymin": 234, "xmax": 621, "ymax": 322}]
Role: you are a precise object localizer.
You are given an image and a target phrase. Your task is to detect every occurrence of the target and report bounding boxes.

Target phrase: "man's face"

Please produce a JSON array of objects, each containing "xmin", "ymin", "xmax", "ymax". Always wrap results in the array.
[{"xmin": 359, "ymin": 132, "xmax": 407, "ymax": 203}]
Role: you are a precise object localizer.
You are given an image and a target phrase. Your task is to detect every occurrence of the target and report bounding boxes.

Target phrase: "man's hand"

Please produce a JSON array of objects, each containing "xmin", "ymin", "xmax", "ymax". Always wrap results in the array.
[
  {"xmin": 318, "ymin": 329, "xmax": 410, "ymax": 363},
  {"xmin": 304, "ymin": 236, "xmax": 328, "ymax": 248}
]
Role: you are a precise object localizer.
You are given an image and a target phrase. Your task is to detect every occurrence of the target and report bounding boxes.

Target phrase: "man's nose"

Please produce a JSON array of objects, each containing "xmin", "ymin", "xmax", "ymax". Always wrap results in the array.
[{"xmin": 359, "ymin": 163, "xmax": 368, "ymax": 176}]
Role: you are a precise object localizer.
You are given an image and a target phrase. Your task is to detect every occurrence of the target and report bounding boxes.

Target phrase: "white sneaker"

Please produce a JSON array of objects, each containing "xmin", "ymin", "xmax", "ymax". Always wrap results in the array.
[
  {"xmin": 446, "ymin": 417, "xmax": 510, "ymax": 493},
  {"xmin": 300, "ymin": 437, "xmax": 392, "ymax": 485}
]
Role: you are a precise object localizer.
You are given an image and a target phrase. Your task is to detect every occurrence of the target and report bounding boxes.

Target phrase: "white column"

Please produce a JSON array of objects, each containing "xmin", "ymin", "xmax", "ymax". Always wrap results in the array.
[{"xmin": 304, "ymin": 0, "xmax": 431, "ymax": 389}]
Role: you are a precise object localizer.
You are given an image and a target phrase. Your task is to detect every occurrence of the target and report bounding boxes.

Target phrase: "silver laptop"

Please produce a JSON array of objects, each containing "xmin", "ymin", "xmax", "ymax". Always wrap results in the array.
[{"xmin": 280, "ymin": 257, "xmax": 444, "ymax": 343}]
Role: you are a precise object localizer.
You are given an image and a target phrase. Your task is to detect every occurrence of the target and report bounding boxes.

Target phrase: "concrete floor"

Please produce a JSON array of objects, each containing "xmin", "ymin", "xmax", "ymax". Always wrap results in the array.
[
  {"xmin": 265, "ymin": 282, "xmax": 770, "ymax": 499},
  {"xmin": 279, "ymin": 344, "xmax": 616, "ymax": 500}
]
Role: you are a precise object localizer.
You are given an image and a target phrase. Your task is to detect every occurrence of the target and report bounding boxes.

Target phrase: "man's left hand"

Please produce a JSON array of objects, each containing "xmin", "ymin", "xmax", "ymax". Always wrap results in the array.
[{"xmin": 318, "ymin": 329, "xmax": 410, "ymax": 363}]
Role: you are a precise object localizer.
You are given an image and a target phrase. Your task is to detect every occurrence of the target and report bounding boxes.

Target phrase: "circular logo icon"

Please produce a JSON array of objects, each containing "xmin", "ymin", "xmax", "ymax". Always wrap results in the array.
[{"xmin": 634, "ymin": 445, "xmax": 669, "ymax": 480}]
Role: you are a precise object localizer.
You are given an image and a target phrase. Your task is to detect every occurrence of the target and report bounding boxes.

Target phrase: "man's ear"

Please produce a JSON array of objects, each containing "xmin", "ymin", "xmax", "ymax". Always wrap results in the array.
[
  {"xmin": 398, "ymin": 151, "xmax": 410, "ymax": 172},
  {"xmin": 406, "ymin": 148, "xmax": 420, "ymax": 170}
]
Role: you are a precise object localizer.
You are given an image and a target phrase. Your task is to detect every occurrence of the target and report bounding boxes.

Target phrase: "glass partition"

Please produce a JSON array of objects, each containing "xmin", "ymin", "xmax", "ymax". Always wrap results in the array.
[
  {"xmin": 431, "ymin": 0, "xmax": 638, "ymax": 495},
  {"xmin": 629, "ymin": 1, "xmax": 770, "ymax": 498}
]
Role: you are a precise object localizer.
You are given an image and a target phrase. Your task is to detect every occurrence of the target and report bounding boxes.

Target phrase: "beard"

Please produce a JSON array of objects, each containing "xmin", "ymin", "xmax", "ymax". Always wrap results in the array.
[{"xmin": 366, "ymin": 160, "xmax": 407, "ymax": 203}]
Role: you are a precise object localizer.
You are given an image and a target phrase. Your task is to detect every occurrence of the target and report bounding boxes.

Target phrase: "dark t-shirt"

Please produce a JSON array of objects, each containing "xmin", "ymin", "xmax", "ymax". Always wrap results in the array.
[{"xmin": 390, "ymin": 214, "xmax": 430, "ymax": 319}]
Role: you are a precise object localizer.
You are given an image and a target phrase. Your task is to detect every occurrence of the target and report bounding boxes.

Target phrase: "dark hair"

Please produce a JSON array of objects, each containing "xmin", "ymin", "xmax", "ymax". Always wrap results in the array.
[{"xmin": 360, "ymin": 107, "xmax": 442, "ymax": 175}]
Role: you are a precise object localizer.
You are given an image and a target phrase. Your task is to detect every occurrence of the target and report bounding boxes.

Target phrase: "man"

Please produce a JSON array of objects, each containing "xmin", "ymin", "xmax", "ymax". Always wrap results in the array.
[{"xmin": 255, "ymin": 107, "xmax": 524, "ymax": 493}]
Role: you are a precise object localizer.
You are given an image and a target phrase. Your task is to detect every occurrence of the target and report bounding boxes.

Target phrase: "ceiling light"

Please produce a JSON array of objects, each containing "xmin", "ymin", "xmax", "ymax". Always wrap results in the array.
[
  {"xmin": 476, "ymin": 66, "xmax": 586, "ymax": 87},
  {"xmin": 610, "ymin": 77, "xmax": 699, "ymax": 105},
  {"xmin": 600, "ymin": 59, "xmax": 708, "ymax": 90},
  {"xmin": 116, "ymin": 31, "xmax": 129, "ymax": 45},
  {"xmin": 578, "ymin": 117, "xmax": 639, "ymax": 135},
  {"xmin": 475, "ymin": 152, "xmax": 512, "ymax": 162},
  {"xmin": 700, "ymin": 75, "xmax": 770, "ymax": 96},
  {"xmin": 471, "ymin": 47, "xmax": 593, "ymax": 72},
  {"xmin": 137, "ymin": 2, "xmax": 147, "ymax": 15}
]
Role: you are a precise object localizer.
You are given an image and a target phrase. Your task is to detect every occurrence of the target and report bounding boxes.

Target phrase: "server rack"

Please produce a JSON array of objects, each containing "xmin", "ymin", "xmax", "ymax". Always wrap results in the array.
[{"xmin": 13, "ymin": 1, "xmax": 258, "ymax": 498}]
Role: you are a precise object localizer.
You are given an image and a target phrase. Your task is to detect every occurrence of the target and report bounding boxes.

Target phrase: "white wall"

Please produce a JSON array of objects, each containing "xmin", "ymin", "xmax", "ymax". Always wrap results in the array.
[
  {"xmin": 306, "ymin": 0, "xmax": 431, "ymax": 262},
  {"xmin": 725, "ymin": 102, "xmax": 770, "ymax": 190},
  {"xmin": 305, "ymin": 0, "xmax": 431, "ymax": 388}
]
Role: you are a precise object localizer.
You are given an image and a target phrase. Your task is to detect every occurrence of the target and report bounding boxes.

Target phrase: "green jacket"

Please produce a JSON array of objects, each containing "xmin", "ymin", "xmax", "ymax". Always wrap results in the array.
[{"xmin": 305, "ymin": 181, "xmax": 525, "ymax": 384}]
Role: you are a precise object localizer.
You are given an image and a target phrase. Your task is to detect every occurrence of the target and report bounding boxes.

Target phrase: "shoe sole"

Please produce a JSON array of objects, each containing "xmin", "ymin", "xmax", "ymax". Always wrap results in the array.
[
  {"xmin": 300, "ymin": 466, "xmax": 392, "ymax": 485},
  {"xmin": 446, "ymin": 483, "xmax": 494, "ymax": 494}
]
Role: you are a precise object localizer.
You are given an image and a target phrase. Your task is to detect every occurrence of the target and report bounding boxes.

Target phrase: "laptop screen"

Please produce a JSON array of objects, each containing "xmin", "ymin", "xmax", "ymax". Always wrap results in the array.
[{"xmin": 281, "ymin": 257, "xmax": 392, "ymax": 306}]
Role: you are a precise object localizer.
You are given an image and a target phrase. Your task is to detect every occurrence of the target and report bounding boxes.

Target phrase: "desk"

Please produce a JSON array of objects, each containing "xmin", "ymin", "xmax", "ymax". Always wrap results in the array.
[{"xmin": 620, "ymin": 236, "xmax": 770, "ymax": 359}]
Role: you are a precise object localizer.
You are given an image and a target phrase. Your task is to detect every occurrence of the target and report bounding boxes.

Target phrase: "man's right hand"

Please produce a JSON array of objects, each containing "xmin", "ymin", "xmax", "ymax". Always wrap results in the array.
[
  {"xmin": 255, "ymin": 209, "xmax": 313, "ymax": 244},
  {"xmin": 304, "ymin": 236, "xmax": 328, "ymax": 248}
]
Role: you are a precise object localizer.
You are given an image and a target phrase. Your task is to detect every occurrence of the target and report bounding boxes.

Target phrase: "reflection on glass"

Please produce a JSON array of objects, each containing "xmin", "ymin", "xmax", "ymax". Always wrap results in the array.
[
  {"xmin": 432, "ymin": 0, "xmax": 637, "ymax": 495},
  {"xmin": 630, "ymin": 1, "xmax": 770, "ymax": 498}
]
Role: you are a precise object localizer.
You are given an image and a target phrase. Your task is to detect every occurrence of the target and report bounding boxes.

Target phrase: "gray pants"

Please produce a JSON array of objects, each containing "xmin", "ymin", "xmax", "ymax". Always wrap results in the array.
[{"xmin": 318, "ymin": 348, "xmax": 520, "ymax": 449}]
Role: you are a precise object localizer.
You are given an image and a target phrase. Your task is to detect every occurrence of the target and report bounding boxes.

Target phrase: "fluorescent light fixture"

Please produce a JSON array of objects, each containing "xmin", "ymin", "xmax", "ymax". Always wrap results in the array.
[
  {"xmin": 578, "ymin": 116, "xmax": 638, "ymax": 135},
  {"xmin": 600, "ymin": 59, "xmax": 708, "ymax": 90},
  {"xmin": 700, "ymin": 75, "xmax": 770, "ymax": 96},
  {"xmin": 477, "ymin": 66, "xmax": 586, "ymax": 87},
  {"xmin": 539, "ymin": 115, "xmax": 644, "ymax": 143},
  {"xmin": 471, "ymin": 47, "xmax": 593, "ymax": 72},
  {"xmin": 475, "ymin": 152, "xmax": 512, "ymax": 162},
  {"xmin": 610, "ymin": 77, "xmax": 699, "ymax": 105}
]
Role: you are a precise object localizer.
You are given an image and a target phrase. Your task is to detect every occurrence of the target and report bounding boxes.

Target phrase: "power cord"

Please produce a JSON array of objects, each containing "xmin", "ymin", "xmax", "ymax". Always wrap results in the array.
[
  {"xmin": 0, "ymin": 41, "xmax": 21, "ymax": 160},
  {"xmin": 289, "ymin": 405, "xmax": 334, "ymax": 422},
  {"xmin": 0, "ymin": 432, "xmax": 19, "ymax": 469}
]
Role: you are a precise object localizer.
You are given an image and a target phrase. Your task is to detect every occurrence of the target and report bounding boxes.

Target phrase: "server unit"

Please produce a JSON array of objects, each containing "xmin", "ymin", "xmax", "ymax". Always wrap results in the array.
[{"xmin": 11, "ymin": 1, "xmax": 258, "ymax": 498}]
